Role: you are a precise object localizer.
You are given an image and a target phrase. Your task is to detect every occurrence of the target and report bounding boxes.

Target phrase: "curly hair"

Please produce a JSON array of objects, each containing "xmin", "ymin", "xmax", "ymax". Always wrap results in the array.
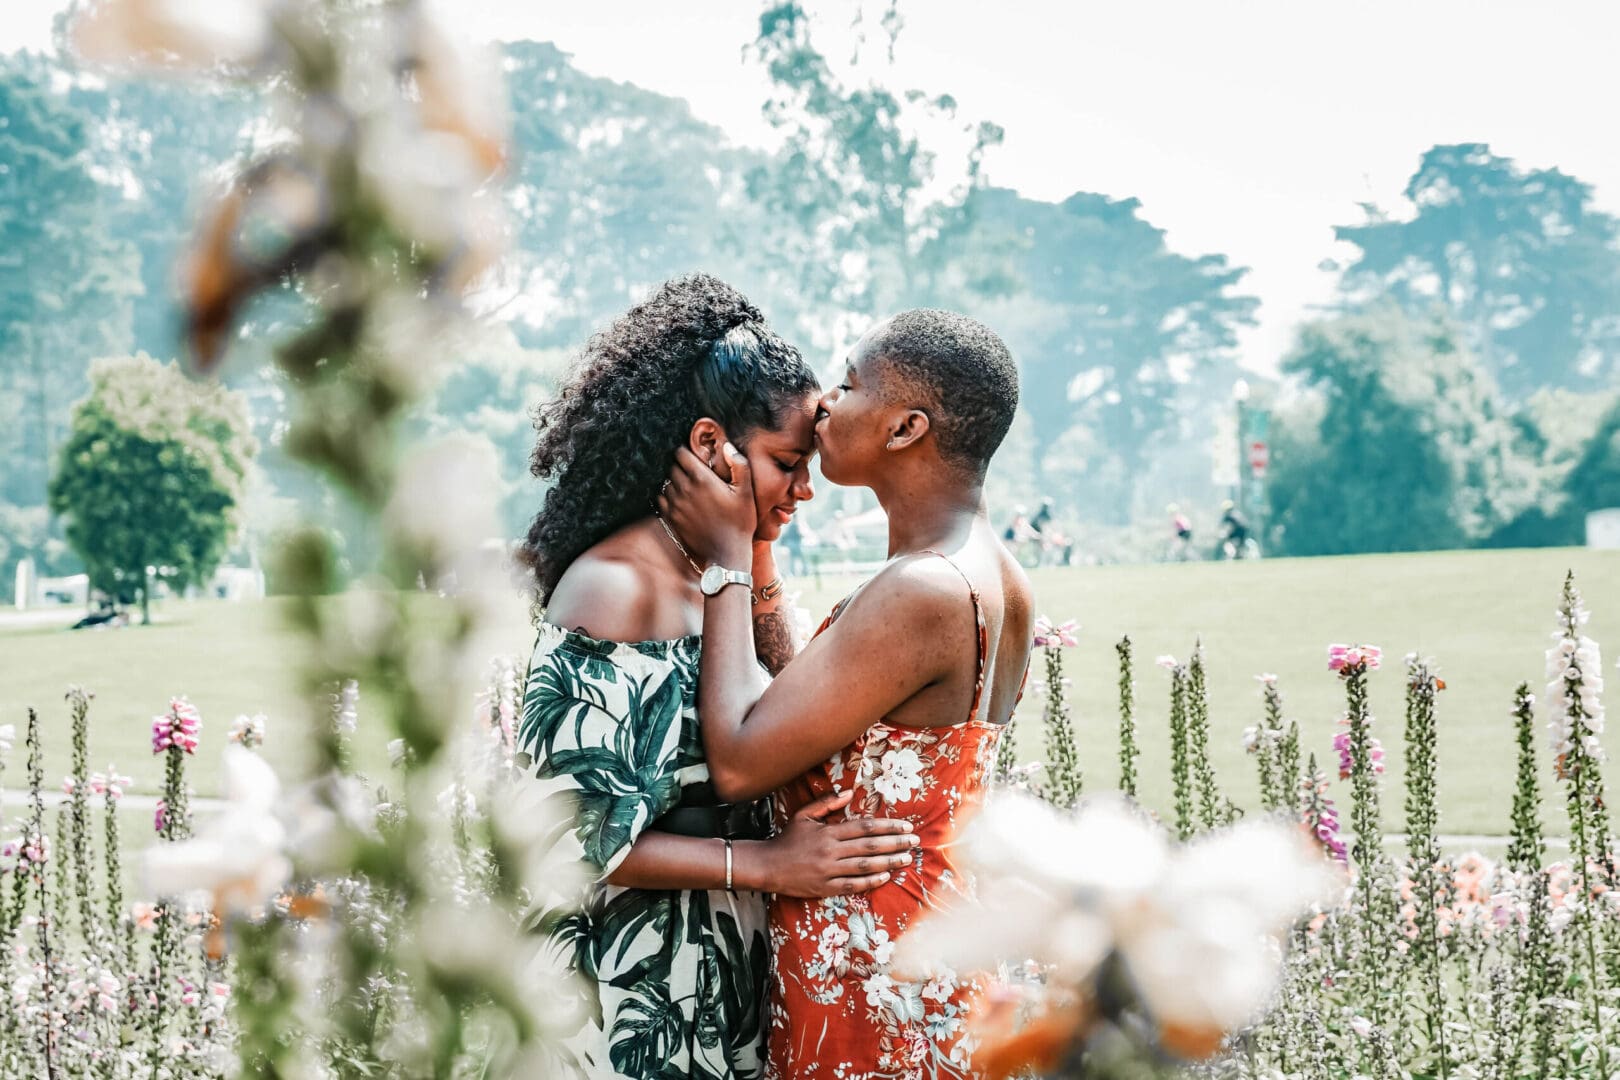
[{"xmin": 519, "ymin": 274, "xmax": 818, "ymax": 605}]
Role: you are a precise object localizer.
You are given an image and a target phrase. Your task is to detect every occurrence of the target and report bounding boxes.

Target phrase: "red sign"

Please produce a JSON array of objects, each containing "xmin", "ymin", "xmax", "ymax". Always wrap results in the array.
[{"xmin": 1249, "ymin": 441, "xmax": 1269, "ymax": 475}]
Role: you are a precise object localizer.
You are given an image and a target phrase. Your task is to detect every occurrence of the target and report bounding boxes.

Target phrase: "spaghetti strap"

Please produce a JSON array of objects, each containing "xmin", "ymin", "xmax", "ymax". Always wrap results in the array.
[{"xmin": 914, "ymin": 549, "xmax": 989, "ymax": 723}]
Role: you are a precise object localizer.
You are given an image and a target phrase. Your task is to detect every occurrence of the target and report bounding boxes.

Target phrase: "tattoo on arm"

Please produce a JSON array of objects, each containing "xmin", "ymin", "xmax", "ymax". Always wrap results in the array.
[{"xmin": 753, "ymin": 609, "xmax": 797, "ymax": 677}]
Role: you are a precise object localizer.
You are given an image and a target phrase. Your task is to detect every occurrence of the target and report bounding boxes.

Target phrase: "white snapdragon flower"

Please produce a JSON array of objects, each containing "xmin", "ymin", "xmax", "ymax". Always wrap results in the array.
[{"xmin": 142, "ymin": 746, "xmax": 291, "ymax": 917}]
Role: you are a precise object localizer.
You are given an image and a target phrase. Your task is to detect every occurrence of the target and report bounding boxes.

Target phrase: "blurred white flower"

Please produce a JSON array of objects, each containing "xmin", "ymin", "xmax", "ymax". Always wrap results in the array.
[
  {"xmin": 387, "ymin": 436, "xmax": 502, "ymax": 565},
  {"xmin": 142, "ymin": 745, "xmax": 290, "ymax": 918},
  {"xmin": 72, "ymin": 0, "xmax": 273, "ymax": 72},
  {"xmin": 410, "ymin": 5, "xmax": 510, "ymax": 176},
  {"xmin": 438, "ymin": 780, "xmax": 476, "ymax": 820},
  {"xmin": 896, "ymin": 793, "xmax": 1345, "ymax": 1062}
]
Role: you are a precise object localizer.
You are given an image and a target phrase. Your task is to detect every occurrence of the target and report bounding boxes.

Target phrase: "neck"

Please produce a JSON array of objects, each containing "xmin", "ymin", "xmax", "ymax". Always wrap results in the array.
[
  {"xmin": 870, "ymin": 467, "xmax": 988, "ymax": 557},
  {"xmin": 637, "ymin": 514, "xmax": 702, "ymax": 578}
]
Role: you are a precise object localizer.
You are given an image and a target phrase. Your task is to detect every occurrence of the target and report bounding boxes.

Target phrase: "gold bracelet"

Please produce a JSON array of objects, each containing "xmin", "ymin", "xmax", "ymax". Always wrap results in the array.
[{"xmin": 751, "ymin": 576, "xmax": 785, "ymax": 606}]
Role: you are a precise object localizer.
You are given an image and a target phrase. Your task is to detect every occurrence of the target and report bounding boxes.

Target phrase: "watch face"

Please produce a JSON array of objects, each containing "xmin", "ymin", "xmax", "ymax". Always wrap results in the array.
[{"xmin": 700, "ymin": 565, "xmax": 725, "ymax": 596}]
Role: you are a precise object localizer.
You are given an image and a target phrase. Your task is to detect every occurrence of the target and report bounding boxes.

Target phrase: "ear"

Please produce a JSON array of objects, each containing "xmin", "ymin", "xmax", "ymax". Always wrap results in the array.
[
  {"xmin": 883, "ymin": 409, "xmax": 931, "ymax": 453},
  {"xmin": 686, "ymin": 418, "xmax": 728, "ymax": 467}
]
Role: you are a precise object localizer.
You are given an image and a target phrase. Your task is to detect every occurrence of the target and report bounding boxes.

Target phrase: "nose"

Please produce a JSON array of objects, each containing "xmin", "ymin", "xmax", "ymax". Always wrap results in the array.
[
  {"xmin": 817, "ymin": 386, "xmax": 842, "ymax": 413},
  {"xmin": 792, "ymin": 468, "xmax": 815, "ymax": 503}
]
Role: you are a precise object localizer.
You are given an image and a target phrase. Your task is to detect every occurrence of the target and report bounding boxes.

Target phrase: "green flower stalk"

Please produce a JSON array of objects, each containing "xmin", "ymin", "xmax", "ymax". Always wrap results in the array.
[
  {"xmin": 1116, "ymin": 636, "xmax": 1138, "ymax": 799},
  {"xmin": 1332, "ymin": 642, "xmax": 1398, "ymax": 1030},
  {"xmin": 1277, "ymin": 720, "xmax": 1301, "ymax": 809},
  {"xmin": 1508, "ymin": 683, "xmax": 1545, "ymax": 874},
  {"xmin": 1505, "ymin": 682, "xmax": 1554, "ymax": 1078},
  {"xmin": 992, "ymin": 713, "xmax": 1020, "ymax": 786},
  {"xmin": 148, "ymin": 696, "xmax": 200, "ymax": 1074},
  {"xmin": 100, "ymin": 767, "xmax": 135, "ymax": 974},
  {"xmin": 51, "ymin": 807, "xmax": 69, "ymax": 944},
  {"xmin": 1162, "ymin": 656, "xmax": 1194, "ymax": 840},
  {"xmin": 65, "ymin": 687, "xmax": 95, "ymax": 948},
  {"xmin": 23, "ymin": 709, "xmax": 59, "ymax": 1076},
  {"xmin": 1186, "ymin": 642, "xmax": 1226, "ymax": 829},
  {"xmin": 1402, "ymin": 654, "xmax": 1447, "ymax": 1077},
  {"xmin": 1034, "ymin": 617, "xmax": 1082, "ymax": 810},
  {"xmin": 1544, "ymin": 571, "xmax": 1611, "ymax": 1069},
  {"xmin": 1333, "ymin": 644, "xmax": 1385, "ymax": 867},
  {"xmin": 152, "ymin": 697, "xmax": 199, "ymax": 843},
  {"xmin": 1299, "ymin": 754, "xmax": 1347, "ymax": 864},
  {"xmin": 1246, "ymin": 673, "xmax": 1284, "ymax": 811}
]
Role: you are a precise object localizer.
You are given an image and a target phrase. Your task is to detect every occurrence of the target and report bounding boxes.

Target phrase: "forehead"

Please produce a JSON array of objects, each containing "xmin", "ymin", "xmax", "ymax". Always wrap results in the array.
[{"xmin": 753, "ymin": 394, "xmax": 817, "ymax": 452}]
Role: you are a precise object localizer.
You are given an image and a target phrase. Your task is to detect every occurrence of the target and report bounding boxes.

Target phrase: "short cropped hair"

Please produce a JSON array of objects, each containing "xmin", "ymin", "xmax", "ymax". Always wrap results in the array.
[{"xmin": 867, "ymin": 309, "xmax": 1019, "ymax": 472}]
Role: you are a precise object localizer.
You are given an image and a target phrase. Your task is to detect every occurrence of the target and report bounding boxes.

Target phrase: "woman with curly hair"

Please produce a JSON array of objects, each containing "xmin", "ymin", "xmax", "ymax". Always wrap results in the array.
[{"xmin": 517, "ymin": 274, "xmax": 919, "ymax": 1080}]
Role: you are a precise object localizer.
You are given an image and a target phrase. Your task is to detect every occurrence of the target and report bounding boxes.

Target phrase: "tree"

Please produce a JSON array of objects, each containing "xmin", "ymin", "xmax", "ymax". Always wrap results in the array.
[
  {"xmin": 971, "ymin": 188, "xmax": 1258, "ymax": 522},
  {"xmin": 496, "ymin": 41, "xmax": 763, "ymax": 349},
  {"xmin": 48, "ymin": 355, "xmax": 256, "ymax": 623},
  {"xmin": 64, "ymin": 71, "xmax": 256, "ymax": 357},
  {"xmin": 1265, "ymin": 309, "xmax": 1517, "ymax": 556},
  {"xmin": 742, "ymin": 1, "xmax": 1008, "ymax": 350},
  {"xmin": 1334, "ymin": 144, "xmax": 1620, "ymax": 398},
  {"xmin": 0, "ymin": 53, "xmax": 141, "ymax": 579},
  {"xmin": 1565, "ymin": 398, "xmax": 1620, "ymax": 523}
]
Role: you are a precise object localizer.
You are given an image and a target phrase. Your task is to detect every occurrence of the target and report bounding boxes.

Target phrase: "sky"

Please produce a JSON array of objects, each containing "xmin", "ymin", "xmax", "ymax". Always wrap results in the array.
[{"xmin": 9, "ymin": 0, "xmax": 1620, "ymax": 374}]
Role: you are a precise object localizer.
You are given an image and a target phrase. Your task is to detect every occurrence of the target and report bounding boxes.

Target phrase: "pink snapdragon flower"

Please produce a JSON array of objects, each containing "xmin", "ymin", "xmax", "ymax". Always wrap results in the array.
[
  {"xmin": 152, "ymin": 698, "xmax": 202, "ymax": 755},
  {"xmin": 1332, "ymin": 721, "xmax": 1386, "ymax": 780},
  {"xmin": 1328, "ymin": 643, "xmax": 1383, "ymax": 673},
  {"xmin": 1032, "ymin": 617, "xmax": 1080, "ymax": 648},
  {"xmin": 1302, "ymin": 777, "xmax": 1348, "ymax": 864},
  {"xmin": 92, "ymin": 768, "xmax": 131, "ymax": 800}
]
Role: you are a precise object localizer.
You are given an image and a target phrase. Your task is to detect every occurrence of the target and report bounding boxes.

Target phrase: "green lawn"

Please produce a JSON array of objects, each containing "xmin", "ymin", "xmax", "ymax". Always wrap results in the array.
[{"xmin": 4, "ymin": 546, "xmax": 1618, "ymax": 837}]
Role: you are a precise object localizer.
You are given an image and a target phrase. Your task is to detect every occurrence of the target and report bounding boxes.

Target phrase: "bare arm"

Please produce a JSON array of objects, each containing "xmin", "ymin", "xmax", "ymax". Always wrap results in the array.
[
  {"xmin": 606, "ymin": 790, "xmax": 919, "ymax": 897},
  {"xmin": 544, "ymin": 558, "xmax": 915, "ymax": 896},
  {"xmin": 660, "ymin": 446, "xmax": 965, "ymax": 802}
]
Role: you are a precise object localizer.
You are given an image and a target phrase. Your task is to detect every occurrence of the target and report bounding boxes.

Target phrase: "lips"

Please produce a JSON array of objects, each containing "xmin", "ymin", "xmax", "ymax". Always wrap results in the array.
[{"xmin": 772, "ymin": 507, "xmax": 794, "ymax": 525}]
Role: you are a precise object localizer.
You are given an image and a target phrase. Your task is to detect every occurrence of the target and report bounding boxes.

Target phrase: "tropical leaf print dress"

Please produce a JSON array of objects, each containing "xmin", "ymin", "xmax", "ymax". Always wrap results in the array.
[
  {"xmin": 521, "ymin": 623, "xmax": 770, "ymax": 1079},
  {"xmin": 768, "ymin": 553, "xmax": 1013, "ymax": 1080}
]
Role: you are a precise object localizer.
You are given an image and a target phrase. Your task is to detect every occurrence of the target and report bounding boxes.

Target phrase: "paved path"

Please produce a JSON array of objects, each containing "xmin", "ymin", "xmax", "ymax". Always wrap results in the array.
[{"xmin": 0, "ymin": 608, "xmax": 82, "ymax": 632}]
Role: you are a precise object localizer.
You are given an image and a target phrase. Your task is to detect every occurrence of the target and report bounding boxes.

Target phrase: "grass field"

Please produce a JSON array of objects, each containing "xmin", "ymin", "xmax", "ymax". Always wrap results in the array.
[{"xmin": 3, "ymin": 546, "xmax": 1619, "ymax": 837}]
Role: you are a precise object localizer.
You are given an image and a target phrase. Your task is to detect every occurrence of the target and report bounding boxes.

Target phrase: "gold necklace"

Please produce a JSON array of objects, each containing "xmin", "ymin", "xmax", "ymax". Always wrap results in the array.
[{"xmin": 654, "ymin": 512, "xmax": 704, "ymax": 577}]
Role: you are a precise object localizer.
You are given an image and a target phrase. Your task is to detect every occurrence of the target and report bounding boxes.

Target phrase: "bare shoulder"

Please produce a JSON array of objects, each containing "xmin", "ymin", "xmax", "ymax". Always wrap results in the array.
[
  {"xmin": 840, "ymin": 554, "xmax": 981, "ymax": 634},
  {"xmin": 544, "ymin": 548, "xmax": 663, "ymax": 642},
  {"xmin": 1000, "ymin": 551, "xmax": 1036, "ymax": 638},
  {"xmin": 1001, "ymin": 547, "xmax": 1035, "ymax": 615}
]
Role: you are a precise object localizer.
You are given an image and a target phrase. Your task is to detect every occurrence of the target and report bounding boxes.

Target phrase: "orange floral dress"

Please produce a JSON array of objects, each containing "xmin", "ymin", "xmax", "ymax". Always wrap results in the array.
[{"xmin": 767, "ymin": 553, "xmax": 1017, "ymax": 1080}]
